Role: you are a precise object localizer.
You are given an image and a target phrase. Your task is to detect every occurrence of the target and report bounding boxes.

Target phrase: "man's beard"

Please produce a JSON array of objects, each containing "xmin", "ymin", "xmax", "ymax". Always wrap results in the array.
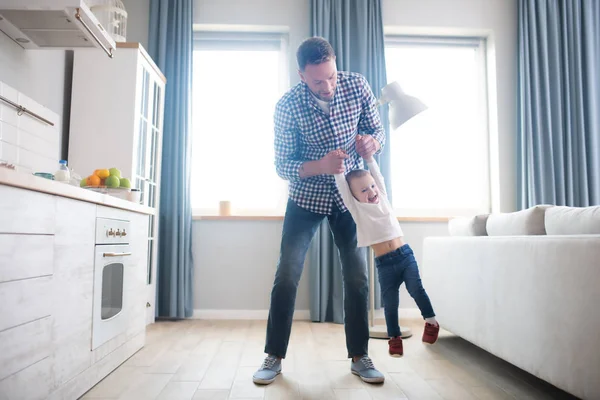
[{"xmin": 311, "ymin": 88, "xmax": 335, "ymax": 102}]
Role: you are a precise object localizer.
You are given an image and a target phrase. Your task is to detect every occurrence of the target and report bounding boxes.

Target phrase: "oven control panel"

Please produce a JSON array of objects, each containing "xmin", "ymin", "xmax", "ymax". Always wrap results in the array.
[{"xmin": 95, "ymin": 217, "xmax": 131, "ymax": 245}]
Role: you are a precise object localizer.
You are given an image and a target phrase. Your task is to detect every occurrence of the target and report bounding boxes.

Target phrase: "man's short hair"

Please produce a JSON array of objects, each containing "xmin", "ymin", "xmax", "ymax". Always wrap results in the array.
[
  {"xmin": 296, "ymin": 37, "xmax": 336, "ymax": 71},
  {"xmin": 345, "ymin": 169, "xmax": 370, "ymax": 185}
]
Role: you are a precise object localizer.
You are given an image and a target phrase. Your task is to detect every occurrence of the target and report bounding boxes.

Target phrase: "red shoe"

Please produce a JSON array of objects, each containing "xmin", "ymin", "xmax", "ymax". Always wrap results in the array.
[
  {"xmin": 422, "ymin": 323, "xmax": 439, "ymax": 344},
  {"xmin": 388, "ymin": 336, "xmax": 403, "ymax": 357}
]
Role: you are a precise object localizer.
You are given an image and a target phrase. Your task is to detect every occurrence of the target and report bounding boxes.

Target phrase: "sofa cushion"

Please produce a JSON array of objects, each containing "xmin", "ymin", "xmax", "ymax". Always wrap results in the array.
[
  {"xmin": 448, "ymin": 215, "xmax": 489, "ymax": 236},
  {"xmin": 486, "ymin": 205, "xmax": 553, "ymax": 236},
  {"xmin": 545, "ymin": 206, "xmax": 600, "ymax": 235}
]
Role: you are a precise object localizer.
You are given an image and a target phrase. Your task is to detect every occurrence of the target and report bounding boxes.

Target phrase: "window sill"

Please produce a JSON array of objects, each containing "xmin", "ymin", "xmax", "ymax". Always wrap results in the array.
[
  {"xmin": 193, "ymin": 215, "xmax": 284, "ymax": 221},
  {"xmin": 192, "ymin": 215, "xmax": 450, "ymax": 222}
]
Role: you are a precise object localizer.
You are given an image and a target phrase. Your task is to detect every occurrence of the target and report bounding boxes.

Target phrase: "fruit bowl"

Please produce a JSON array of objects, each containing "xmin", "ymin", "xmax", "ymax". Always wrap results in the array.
[
  {"xmin": 80, "ymin": 168, "xmax": 135, "ymax": 201},
  {"xmin": 83, "ymin": 186, "xmax": 131, "ymax": 200}
]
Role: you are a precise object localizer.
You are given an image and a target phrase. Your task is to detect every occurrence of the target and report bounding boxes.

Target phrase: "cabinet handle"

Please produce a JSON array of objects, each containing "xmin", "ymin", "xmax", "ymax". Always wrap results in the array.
[
  {"xmin": 103, "ymin": 252, "xmax": 132, "ymax": 257},
  {"xmin": 75, "ymin": 8, "xmax": 114, "ymax": 58}
]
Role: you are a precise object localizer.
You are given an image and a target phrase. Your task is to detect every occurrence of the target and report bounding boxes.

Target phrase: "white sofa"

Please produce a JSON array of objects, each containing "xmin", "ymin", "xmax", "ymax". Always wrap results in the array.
[{"xmin": 423, "ymin": 205, "xmax": 600, "ymax": 400}]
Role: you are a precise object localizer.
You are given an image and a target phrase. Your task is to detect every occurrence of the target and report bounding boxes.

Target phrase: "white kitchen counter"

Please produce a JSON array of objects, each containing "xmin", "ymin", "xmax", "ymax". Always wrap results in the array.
[{"xmin": 0, "ymin": 167, "xmax": 155, "ymax": 215}]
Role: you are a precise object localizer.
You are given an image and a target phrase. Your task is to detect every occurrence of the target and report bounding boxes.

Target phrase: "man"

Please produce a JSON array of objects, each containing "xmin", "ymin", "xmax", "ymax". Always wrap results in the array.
[{"xmin": 252, "ymin": 37, "xmax": 386, "ymax": 385}]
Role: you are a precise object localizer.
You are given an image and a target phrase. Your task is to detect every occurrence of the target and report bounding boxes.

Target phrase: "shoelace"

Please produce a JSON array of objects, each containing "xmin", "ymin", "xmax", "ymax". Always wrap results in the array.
[
  {"xmin": 261, "ymin": 356, "xmax": 278, "ymax": 370},
  {"xmin": 360, "ymin": 356, "xmax": 375, "ymax": 369}
]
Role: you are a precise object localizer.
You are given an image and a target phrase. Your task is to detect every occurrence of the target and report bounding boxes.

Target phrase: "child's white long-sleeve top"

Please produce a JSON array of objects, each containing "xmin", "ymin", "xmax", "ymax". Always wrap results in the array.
[{"xmin": 334, "ymin": 160, "xmax": 403, "ymax": 248}]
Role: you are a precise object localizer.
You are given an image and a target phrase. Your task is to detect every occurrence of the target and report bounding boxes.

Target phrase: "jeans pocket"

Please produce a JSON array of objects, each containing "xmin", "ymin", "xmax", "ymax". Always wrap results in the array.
[
  {"xmin": 400, "ymin": 244, "xmax": 414, "ymax": 256},
  {"xmin": 375, "ymin": 259, "xmax": 389, "ymax": 270}
]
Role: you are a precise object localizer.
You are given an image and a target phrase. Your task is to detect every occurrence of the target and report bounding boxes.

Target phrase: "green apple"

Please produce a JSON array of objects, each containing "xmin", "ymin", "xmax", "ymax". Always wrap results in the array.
[
  {"xmin": 105, "ymin": 175, "xmax": 120, "ymax": 188},
  {"xmin": 119, "ymin": 178, "xmax": 131, "ymax": 189},
  {"xmin": 80, "ymin": 178, "xmax": 87, "ymax": 188},
  {"xmin": 109, "ymin": 168, "xmax": 122, "ymax": 178}
]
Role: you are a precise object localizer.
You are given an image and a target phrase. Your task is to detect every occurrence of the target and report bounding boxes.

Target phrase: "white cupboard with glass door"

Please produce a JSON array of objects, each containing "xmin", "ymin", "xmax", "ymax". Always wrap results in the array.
[{"xmin": 68, "ymin": 42, "xmax": 165, "ymax": 325}]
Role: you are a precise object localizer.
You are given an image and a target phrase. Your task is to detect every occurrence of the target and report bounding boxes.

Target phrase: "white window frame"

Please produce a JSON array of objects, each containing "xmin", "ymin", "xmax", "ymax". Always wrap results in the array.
[
  {"xmin": 384, "ymin": 35, "xmax": 492, "ymax": 218},
  {"xmin": 191, "ymin": 30, "xmax": 290, "ymax": 217}
]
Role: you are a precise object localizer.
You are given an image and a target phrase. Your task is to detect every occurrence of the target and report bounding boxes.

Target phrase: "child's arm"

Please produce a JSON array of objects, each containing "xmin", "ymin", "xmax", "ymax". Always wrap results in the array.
[
  {"xmin": 365, "ymin": 157, "xmax": 388, "ymax": 196},
  {"xmin": 334, "ymin": 173, "xmax": 356, "ymax": 212}
]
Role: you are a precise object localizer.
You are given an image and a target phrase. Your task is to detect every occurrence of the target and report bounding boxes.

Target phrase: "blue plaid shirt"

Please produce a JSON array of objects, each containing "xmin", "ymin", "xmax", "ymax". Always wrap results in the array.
[{"xmin": 274, "ymin": 71, "xmax": 385, "ymax": 215}]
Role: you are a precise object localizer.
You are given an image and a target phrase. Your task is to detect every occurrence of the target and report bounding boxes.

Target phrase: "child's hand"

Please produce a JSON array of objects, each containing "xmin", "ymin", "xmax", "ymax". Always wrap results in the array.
[
  {"xmin": 320, "ymin": 149, "xmax": 348, "ymax": 174},
  {"xmin": 332, "ymin": 149, "xmax": 347, "ymax": 158}
]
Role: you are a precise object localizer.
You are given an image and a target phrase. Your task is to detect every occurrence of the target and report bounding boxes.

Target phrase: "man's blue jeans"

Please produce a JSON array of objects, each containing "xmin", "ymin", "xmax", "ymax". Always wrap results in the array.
[
  {"xmin": 375, "ymin": 244, "xmax": 435, "ymax": 338},
  {"xmin": 265, "ymin": 199, "xmax": 369, "ymax": 359}
]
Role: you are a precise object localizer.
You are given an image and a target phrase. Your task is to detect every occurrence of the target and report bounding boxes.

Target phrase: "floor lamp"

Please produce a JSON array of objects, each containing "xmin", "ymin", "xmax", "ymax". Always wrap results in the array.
[{"xmin": 368, "ymin": 81, "xmax": 428, "ymax": 340}]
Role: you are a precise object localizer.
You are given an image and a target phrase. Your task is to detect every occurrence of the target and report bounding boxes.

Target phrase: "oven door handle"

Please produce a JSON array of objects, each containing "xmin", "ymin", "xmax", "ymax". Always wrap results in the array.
[{"xmin": 103, "ymin": 252, "xmax": 132, "ymax": 257}]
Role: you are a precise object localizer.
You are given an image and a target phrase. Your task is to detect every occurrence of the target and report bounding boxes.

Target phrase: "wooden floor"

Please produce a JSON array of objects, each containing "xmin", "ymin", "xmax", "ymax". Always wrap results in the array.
[{"xmin": 81, "ymin": 319, "xmax": 578, "ymax": 400}]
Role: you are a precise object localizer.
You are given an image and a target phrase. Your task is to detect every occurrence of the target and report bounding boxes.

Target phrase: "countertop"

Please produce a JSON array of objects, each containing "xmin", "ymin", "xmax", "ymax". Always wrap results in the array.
[{"xmin": 0, "ymin": 168, "xmax": 156, "ymax": 215}]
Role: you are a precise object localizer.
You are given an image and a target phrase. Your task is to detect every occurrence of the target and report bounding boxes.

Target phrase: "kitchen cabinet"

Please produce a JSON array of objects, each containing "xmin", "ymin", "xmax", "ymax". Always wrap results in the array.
[
  {"xmin": 52, "ymin": 197, "xmax": 96, "ymax": 388},
  {"xmin": 0, "ymin": 317, "xmax": 53, "ymax": 386},
  {"xmin": 0, "ymin": 179, "xmax": 153, "ymax": 400},
  {"xmin": 0, "ymin": 185, "xmax": 55, "ymax": 234},
  {"xmin": 0, "ymin": 234, "xmax": 54, "ymax": 282},
  {"xmin": 69, "ymin": 42, "xmax": 165, "ymax": 324},
  {"xmin": 0, "ymin": 185, "xmax": 57, "ymax": 399}
]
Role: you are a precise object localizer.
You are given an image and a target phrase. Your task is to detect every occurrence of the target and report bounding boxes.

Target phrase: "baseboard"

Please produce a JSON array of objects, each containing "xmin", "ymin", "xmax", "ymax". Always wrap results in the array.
[
  {"xmin": 192, "ymin": 309, "xmax": 311, "ymax": 320},
  {"xmin": 191, "ymin": 308, "xmax": 421, "ymax": 321}
]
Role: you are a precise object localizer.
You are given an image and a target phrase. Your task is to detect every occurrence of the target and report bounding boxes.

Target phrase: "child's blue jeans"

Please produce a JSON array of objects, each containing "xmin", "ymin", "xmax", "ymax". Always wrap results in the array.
[{"xmin": 375, "ymin": 244, "xmax": 435, "ymax": 337}]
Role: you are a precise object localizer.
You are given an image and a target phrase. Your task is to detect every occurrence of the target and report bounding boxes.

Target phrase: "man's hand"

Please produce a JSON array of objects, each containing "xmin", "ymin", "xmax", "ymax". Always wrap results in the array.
[
  {"xmin": 355, "ymin": 135, "xmax": 380, "ymax": 161},
  {"xmin": 320, "ymin": 149, "xmax": 349, "ymax": 175}
]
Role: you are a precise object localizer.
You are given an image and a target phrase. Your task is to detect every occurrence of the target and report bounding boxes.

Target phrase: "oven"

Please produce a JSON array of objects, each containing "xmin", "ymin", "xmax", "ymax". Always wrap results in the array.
[{"xmin": 92, "ymin": 217, "xmax": 131, "ymax": 350}]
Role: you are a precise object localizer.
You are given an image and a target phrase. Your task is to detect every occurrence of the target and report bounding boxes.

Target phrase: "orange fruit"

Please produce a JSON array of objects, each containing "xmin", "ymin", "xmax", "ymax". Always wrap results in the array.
[
  {"xmin": 88, "ymin": 174, "xmax": 101, "ymax": 187},
  {"xmin": 95, "ymin": 169, "xmax": 110, "ymax": 179}
]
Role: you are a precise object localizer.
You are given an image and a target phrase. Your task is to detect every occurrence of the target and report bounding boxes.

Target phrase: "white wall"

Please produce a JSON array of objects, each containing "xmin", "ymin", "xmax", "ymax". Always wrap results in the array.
[
  {"xmin": 121, "ymin": 0, "xmax": 150, "ymax": 50},
  {"xmin": 0, "ymin": 35, "xmax": 72, "ymax": 161},
  {"xmin": 193, "ymin": 219, "xmax": 449, "ymax": 314},
  {"xmin": 123, "ymin": 0, "xmax": 516, "ymax": 315},
  {"xmin": 382, "ymin": 0, "xmax": 518, "ymax": 213},
  {"xmin": 192, "ymin": 220, "xmax": 310, "ymax": 312},
  {"xmin": 195, "ymin": 220, "xmax": 452, "ymax": 316}
]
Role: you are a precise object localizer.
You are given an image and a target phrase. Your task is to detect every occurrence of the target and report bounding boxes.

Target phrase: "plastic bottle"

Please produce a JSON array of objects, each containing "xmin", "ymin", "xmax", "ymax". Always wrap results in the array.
[{"xmin": 54, "ymin": 160, "xmax": 71, "ymax": 183}]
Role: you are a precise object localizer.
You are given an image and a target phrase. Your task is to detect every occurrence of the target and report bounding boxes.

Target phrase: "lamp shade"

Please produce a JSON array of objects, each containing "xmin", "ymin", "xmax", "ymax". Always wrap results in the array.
[{"xmin": 379, "ymin": 81, "xmax": 427, "ymax": 130}]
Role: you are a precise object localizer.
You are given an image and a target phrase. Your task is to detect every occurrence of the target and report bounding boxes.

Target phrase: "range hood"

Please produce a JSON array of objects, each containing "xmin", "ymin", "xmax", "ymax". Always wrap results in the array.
[{"xmin": 0, "ymin": 0, "xmax": 116, "ymax": 58}]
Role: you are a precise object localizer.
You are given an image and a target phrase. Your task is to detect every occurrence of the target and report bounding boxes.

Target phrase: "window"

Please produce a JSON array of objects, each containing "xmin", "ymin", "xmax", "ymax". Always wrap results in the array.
[
  {"xmin": 191, "ymin": 32, "xmax": 289, "ymax": 215},
  {"xmin": 385, "ymin": 36, "xmax": 490, "ymax": 217}
]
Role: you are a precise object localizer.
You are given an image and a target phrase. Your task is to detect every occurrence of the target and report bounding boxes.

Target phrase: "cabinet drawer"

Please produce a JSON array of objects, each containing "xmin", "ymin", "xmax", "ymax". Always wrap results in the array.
[
  {"xmin": 0, "ymin": 316, "xmax": 53, "ymax": 381},
  {"xmin": 0, "ymin": 234, "xmax": 54, "ymax": 283},
  {"xmin": 0, "ymin": 186, "xmax": 55, "ymax": 234},
  {"xmin": 0, "ymin": 276, "xmax": 52, "ymax": 331},
  {"xmin": 0, "ymin": 357, "xmax": 54, "ymax": 400}
]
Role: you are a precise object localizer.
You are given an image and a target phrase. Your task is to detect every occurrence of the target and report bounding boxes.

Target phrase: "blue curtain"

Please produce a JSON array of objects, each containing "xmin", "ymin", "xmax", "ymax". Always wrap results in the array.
[
  {"xmin": 518, "ymin": 0, "xmax": 600, "ymax": 208},
  {"xmin": 148, "ymin": 0, "xmax": 195, "ymax": 318},
  {"xmin": 309, "ymin": 0, "xmax": 389, "ymax": 322}
]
